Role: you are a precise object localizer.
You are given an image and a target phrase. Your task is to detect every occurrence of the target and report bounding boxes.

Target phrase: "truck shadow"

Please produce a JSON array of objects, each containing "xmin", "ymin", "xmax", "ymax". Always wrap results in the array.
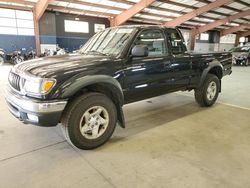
[{"xmin": 110, "ymin": 93, "xmax": 208, "ymax": 143}]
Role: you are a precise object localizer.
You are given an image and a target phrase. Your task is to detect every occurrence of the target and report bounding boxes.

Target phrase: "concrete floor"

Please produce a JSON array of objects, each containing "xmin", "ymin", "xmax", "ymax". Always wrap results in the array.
[{"xmin": 0, "ymin": 65, "xmax": 250, "ymax": 188}]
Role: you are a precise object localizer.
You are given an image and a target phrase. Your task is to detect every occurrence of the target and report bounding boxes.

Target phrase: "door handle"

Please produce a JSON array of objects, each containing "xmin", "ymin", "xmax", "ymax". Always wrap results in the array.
[
  {"xmin": 164, "ymin": 60, "xmax": 171, "ymax": 66},
  {"xmin": 131, "ymin": 65, "xmax": 146, "ymax": 72}
]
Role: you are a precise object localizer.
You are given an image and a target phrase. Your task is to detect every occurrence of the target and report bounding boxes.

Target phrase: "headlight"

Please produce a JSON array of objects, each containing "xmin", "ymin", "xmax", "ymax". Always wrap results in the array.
[
  {"xmin": 23, "ymin": 78, "xmax": 41, "ymax": 94},
  {"xmin": 22, "ymin": 77, "xmax": 56, "ymax": 95}
]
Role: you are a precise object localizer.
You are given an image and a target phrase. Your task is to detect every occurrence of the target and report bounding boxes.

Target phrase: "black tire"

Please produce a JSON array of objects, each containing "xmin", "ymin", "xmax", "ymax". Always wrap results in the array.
[
  {"xmin": 13, "ymin": 56, "xmax": 23, "ymax": 64},
  {"xmin": 0, "ymin": 57, "xmax": 3, "ymax": 65},
  {"xmin": 61, "ymin": 92, "xmax": 117, "ymax": 150},
  {"xmin": 194, "ymin": 74, "xmax": 220, "ymax": 107},
  {"xmin": 245, "ymin": 59, "xmax": 249, "ymax": 66}
]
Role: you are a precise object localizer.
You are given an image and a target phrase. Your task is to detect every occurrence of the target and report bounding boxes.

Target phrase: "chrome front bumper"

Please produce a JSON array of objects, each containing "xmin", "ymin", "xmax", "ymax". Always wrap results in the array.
[{"xmin": 5, "ymin": 86, "xmax": 68, "ymax": 126}]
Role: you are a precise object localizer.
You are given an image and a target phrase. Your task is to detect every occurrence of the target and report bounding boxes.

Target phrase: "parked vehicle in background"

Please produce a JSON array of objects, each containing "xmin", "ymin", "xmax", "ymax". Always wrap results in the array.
[
  {"xmin": 0, "ymin": 48, "xmax": 5, "ymax": 65},
  {"xmin": 23, "ymin": 47, "xmax": 36, "ymax": 60},
  {"xmin": 40, "ymin": 46, "xmax": 68, "ymax": 57},
  {"xmin": 56, "ymin": 46, "xmax": 67, "ymax": 55},
  {"xmin": 5, "ymin": 25, "xmax": 232, "ymax": 150},
  {"xmin": 5, "ymin": 45, "xmax": 23, "ymax": 65},
  {"xmin": 40, "ymin": 48, "xmax": 54, "ymax": 57},
  {"xmin": 5, "ymin": 47, "xmax": 37, "ymax": 65},
  {"xmin": 231, "ymin": 46, "xmax": 250, "ymax": 66},
  {"xmin": 10, "ymin": 50, "xmax": 24, "ymax": 65}
]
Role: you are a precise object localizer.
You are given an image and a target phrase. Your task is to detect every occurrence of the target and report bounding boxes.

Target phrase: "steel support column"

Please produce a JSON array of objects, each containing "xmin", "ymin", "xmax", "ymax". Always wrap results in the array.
[
  {"xmin": 33, "ymin": 0, "xmax": 52, "ymax": 56},
  {"xmin": 235, "ymin": 34, "xmax": 240, "ymax": 47},
  {"xmin": 33, "ymin": 12, "xmax": 41, "ymax": 56},
  {"xmin": 191, "ymin": 29, "xmax": 197, "ymax": 50}
]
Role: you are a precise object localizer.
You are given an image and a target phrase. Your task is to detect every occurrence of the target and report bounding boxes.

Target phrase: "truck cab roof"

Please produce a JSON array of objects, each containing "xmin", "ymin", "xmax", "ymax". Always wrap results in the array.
[{"xmin": 110, "ymin": 25, "xmax": 175, "ymax": 30}]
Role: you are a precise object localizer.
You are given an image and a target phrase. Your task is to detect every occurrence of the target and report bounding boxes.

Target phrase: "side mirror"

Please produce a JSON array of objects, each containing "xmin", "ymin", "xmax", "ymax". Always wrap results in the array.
[{"xmin": 131, "ymin": 45, "xmax": 148, "ymax": 57}]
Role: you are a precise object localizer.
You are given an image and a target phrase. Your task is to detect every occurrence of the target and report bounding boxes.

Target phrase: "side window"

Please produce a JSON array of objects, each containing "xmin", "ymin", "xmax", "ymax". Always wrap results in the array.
[
  {"xmin": 168, "ymin": 30, "xmax": 186, "ymax": 55},
  {"xmin": 134, "ymin": 29, "xmax": 167, "ymax": 57}
]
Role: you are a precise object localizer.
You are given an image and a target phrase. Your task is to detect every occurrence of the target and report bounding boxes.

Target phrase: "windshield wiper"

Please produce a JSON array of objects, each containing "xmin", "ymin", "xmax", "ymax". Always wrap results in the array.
[{"xmin": 85, "ymin": 50, "xmax": 110, "ymax": 56}]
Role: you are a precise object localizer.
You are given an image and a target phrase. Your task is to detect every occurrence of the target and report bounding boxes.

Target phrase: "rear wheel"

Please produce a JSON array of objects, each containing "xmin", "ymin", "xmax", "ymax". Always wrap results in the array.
[
  {"xmin": 245, "ymin": 59, "xmax": 249, "ymax": 66},
  {"xmin": 195, "ymin": 74, "xmax": 220, "ymax": 107},
  {"xmin": 0, "ymin": 56, "xmax": 3, "ymax": 65},
  {"xmin": 61, "ymin": 92, "xmax": 117, "ymax": 150}
]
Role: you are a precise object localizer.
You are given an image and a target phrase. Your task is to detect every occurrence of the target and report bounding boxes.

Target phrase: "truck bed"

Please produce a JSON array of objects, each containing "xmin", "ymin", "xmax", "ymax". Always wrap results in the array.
[{"xmin": 190, "ymin": 51, "xmax": 232, "ymax": 76}]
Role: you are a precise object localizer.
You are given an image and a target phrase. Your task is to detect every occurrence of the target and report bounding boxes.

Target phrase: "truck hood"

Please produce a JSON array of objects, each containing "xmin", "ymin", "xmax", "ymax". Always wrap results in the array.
[{"xmin": 14, "ymin": 53, "xmax": 113, "ymax": 78}]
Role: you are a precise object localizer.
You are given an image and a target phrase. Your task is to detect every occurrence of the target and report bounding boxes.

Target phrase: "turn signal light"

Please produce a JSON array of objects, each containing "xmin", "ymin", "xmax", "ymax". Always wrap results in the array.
[{"xmin": 41, "ymin": 80, "xmax": 55, "ymax": 93}]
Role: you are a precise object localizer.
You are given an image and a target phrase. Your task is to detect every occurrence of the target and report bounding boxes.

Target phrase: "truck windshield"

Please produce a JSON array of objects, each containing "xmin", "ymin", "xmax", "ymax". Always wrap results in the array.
[{"xmin": 79, "ymin": 28, "xmax": 135, "ymax": 56}]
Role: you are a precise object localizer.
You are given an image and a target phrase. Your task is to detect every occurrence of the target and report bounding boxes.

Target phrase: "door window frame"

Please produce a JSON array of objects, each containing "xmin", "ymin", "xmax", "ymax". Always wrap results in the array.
[
  {"xmin": 165, "ymin": 28, "xmax": 187, "ymax": 56},
  {"xmin": 127, "ymin": 28, "xmax": 170, "ymax": 59}
]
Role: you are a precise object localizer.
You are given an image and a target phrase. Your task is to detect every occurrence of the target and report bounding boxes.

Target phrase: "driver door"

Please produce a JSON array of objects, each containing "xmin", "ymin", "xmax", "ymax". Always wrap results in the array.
[{"xmin": 123, "ymin": 29, "xmax": 174, "ymax": 103}]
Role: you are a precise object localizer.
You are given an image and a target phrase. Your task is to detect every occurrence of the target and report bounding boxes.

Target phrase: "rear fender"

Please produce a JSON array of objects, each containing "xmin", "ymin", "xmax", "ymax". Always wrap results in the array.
[{"xmin": 198, "ymin": 60, "xmax": 223, "ymax": 90}]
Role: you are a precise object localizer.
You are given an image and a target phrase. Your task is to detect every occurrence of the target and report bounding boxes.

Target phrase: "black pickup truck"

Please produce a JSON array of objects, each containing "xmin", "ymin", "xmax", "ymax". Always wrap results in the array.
[{"xmin": 5, "ymin": 25, "xmax": 232, "ymax": 149}]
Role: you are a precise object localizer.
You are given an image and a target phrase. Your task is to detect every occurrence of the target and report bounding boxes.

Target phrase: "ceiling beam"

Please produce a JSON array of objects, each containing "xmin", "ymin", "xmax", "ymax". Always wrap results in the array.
[
  {"xmin": 118, "ymin": 0, "xmax": 242, "ymax": 24},
  {"xmin": 48, "ymin": 5, "xmax": 115, "ymax": 17},
  {"xmin": 48, "ymin": 1, "xmax": 234, "ymax": 30},
  {"xmin": 0, "ymin": 4, "xmax": 32, "ymax": 11},
  {"xmin": 164, "ymin": 0, "xmax": 231, "ymax": 27},
  {"xmin": 193, "ymin": 9, "xmax": 250, "ymax": 35},
  {"xmin": 196, "ymin": 0, "xmax": 250, "ymax": 23},
  {"xmin": 240, "ymin": 30, "xmax": 250, "ymax": 37},
  {"xmin": 161, "ymin": 0, "xmax": 248, "ymax": 25},
  {"xmin": 65, "ymin": 0, "xmax": 124, "ymax": 11},
  {"xmin": 197, "ymin": 0, "xmax": 247, "ymax": 14},
  {"xmin": 54, "ymin": 1, "xmax": 228, "ymax": 29},
  {"xmin": 235, "ymin": 0, "xmax": 250, "ymax": 7},
  {"xmin": 62, "ymin": 0, "xmax": 240, "ymax": 27},
  {"xmin": 33, "ymin": 0, "xmax": 51, "ymax": 21},
  {"xmin": 0, "ymin": 0, "xmax": 34, "ymax": 6},
  {"xmin": 49, "ymin": 3, "xmax": 227, "ymax": 30},
  {"xmin": 129, "ymin": 18, "xmax": 161, "ymax": 25},
  {"xmin": 157, "ymin": 0, "xmax": 250, "ymax": 23},
  {"xmin": 112, "ymin": 0, "xmax": 156, "ymax": 26},
  {"xmin": 220, "ymin": 24, "xmax": 250, "ymax": 36},
  {"xmin": 58, "ymin": 0, "xmax": 247, "ymax": 28}
]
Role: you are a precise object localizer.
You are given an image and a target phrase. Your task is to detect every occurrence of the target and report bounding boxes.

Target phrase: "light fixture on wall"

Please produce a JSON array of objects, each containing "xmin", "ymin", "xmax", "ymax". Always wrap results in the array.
[{"xmin": 75, "ymin": 17, "xmax": 80, "ymax": 21}]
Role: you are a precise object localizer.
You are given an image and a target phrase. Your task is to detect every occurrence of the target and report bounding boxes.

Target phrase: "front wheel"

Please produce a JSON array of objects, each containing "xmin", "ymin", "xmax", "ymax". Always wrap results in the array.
[
  {"xmin": 194, "ymin": 74, "xmax": 220, "ymax": 107},
  {"xmin": 61, "ymin": 92, "xmax": 117, "ymax": 150}
]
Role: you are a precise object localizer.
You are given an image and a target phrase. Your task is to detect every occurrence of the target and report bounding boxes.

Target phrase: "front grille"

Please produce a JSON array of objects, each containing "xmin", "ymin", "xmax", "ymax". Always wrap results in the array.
[{"xmin": 9, "ymin": 72, "xmax": 22, "ymax": 91}]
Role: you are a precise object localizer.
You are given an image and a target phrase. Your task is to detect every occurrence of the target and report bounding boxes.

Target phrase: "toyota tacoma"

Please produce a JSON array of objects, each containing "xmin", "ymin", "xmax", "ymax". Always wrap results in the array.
[{"xmin": 5, "ymin": 25, "xmax": 232, "ymax": 149}]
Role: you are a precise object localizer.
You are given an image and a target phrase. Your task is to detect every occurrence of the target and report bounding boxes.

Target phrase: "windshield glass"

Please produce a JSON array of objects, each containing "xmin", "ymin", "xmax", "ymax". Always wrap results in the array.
[
  {"xmin": 231, "ymin": 46, "xmax": 250, "ymax": 52},
  {"xmin": 79, "ymin": 28, "xmax": 135, "ymax": 56}
]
